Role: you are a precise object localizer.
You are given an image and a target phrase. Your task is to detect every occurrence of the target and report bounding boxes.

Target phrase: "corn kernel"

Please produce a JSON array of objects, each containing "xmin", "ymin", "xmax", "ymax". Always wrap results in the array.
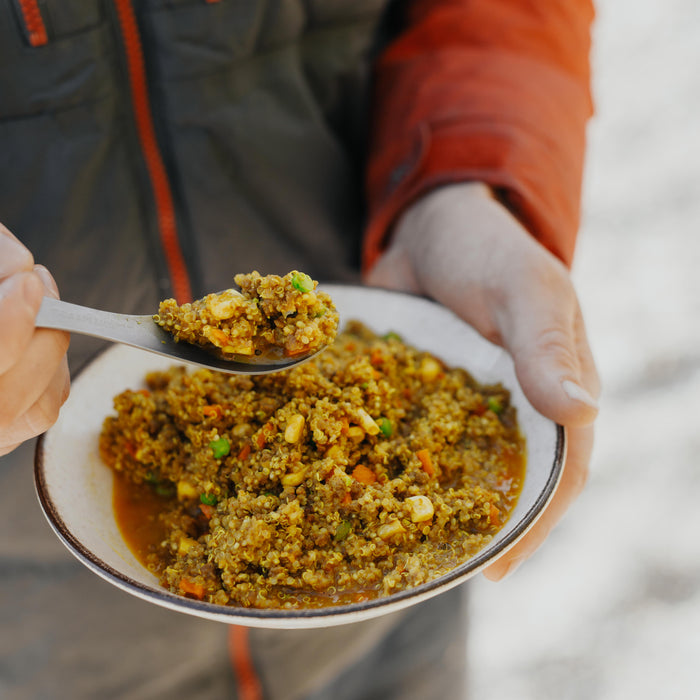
[
  {"xmin": 178, "ymin": 537, "xmax": 198, "ymax": 555},
  {"xmin": 357, "ymin": 408, "xmax": 380, "ymax": 435},
  {"xmin": 177, "ymin": 480, "xmax": 198, "ymax": 500},
  {"xmin": 281, "ymin": 469, "xmax": 306, "ymax": 487},
  {"xmin": 377, "ymin": 519, "xmax": 405, "ymax": 541},
  {"xmin": 419, "ymin": 357, "xmax": 442, "ymax": 382},
  {"xmin": 326, "ymin": 445, "xmax": 344, "ymax": 463},
  {"xmin": 405, "ymin": 495, "xmax": 434, "ymax": 522},
  {"xmin": 347, "ymin": 426, "xmax": 365, "ymax": 442},
  {"xmin": 284, "ymin": 414, "xmax": 305, "ymax": 443}
]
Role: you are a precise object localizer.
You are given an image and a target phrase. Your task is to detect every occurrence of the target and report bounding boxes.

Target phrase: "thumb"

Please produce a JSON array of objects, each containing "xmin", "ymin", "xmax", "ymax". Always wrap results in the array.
[
  {"xmin": 1, "ymin": 223, "xmax": 34, "ymax": 278},
  {"xmin": 497, "ymin": 280, "xmax": 599, "ymax": 427}
]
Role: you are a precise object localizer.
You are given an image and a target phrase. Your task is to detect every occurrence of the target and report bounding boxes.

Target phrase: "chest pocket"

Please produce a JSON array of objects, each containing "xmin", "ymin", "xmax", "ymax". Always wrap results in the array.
[
  {"xmin": 10, "ymin": 0, "xmax": 103, "ymax": 46},
  {"xmin": 1, "ymin": 0, "xmax": 114, "ymax": 119}
]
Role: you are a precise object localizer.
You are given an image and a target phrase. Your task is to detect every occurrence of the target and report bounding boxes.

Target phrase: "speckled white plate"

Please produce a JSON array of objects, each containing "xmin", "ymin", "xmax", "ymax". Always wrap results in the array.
[{"xmin": 35, "ymin": 285, "xmax": 565, "ymax": 629}]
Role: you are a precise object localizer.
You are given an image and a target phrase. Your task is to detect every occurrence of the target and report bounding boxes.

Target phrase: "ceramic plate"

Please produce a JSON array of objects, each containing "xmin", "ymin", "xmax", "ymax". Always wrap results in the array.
[{"xmin": 35, "ymin": 285, "xmax": 565, "ymax": 629}]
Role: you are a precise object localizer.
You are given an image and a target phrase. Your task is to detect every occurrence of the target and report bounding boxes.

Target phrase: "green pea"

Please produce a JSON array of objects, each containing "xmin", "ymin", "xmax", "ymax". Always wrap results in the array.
[
  {"xmin": 209, "ymin": 437, "xmax": 230, "ymax": 458},
  {"xmin": 155, "ymin": 482, "xmax": 175, "ymax": 498},
  {"xmin": 487, "ymin": 397, "xmax": 503, "ymax": 414},
  {"xmin": 377, "ymin": 417, "xmax": 392, "ymax": 438},
  {"xmin": 334, "ymin": 520, "xmax": 352, "ymax": 542},
  {"xmin": 291, "ymin": 272, "xmax": 314, "ymax": 293}
]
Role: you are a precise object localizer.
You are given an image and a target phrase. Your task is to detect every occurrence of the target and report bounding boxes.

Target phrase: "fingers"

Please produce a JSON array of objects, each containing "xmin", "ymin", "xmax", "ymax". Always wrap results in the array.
[
  {"xmin": 0, "ymin": 234, "xmax": 70, "ymax": 453},
  {"xmin": 0, "ymin": 323, "xmax": 70, "ymax": 424},
  {"xmin": 0, "ymin": 222, "xmax": 34, "ymax": 276},
  {"xmin": 0, "ymin": 224, "xmax": 45, "ymax": 374},
  {"xmin": 0, "ymin": 355, "xmax": 70, "ymax": 457},
  {"xmin": 0, "ymin": 271, "xmax": 46, "ymax": 374},
  {"xmin": 482, "ymin": 424, "xmax": 594, "ymax": 581},
  {"xmin": 367, "ymin": 183, "xmax": 600, "ymax": 429},
  {"xmin": 495, "ymin": 258, "xmax": 600, "ymax": 428}
]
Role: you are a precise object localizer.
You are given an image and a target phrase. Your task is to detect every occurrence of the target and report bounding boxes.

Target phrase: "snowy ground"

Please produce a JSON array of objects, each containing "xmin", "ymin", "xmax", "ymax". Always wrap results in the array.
[{"xmin": 468, "ymin": 1, "xmax": 700, "ymax": 698}]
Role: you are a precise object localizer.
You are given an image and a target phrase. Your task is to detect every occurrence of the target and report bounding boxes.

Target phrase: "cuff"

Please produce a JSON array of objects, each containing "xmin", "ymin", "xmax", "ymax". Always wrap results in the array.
[{"xmin": 363, "ymin": 118, "xmax": 583, "ymax": 273}]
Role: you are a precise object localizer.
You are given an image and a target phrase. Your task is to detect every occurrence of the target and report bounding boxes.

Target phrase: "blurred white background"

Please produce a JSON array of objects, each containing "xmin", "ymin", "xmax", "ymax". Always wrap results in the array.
[{"xmin": 469, "ymin": 1, "xmax": 700, "ymax": 698}]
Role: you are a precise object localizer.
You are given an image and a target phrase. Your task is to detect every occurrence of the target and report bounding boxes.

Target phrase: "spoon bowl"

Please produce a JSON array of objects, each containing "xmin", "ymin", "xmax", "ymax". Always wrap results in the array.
[{"xmin": 35, "ymin": 296, "xmax": 325, "ymax": 374}]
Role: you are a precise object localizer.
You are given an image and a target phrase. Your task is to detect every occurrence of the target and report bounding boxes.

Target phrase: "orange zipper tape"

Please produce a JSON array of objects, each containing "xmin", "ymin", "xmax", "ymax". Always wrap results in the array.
[
  {"xmin": 113, "ymin": 0, "xmax": 193, "ymax": 304},
  {"xmin": 17, "ymin": 0, "xmax": 48, "ymax": 46},
  {"xmin": 229, "ymin": 625, "xmax": 264, "ymax": 700}
]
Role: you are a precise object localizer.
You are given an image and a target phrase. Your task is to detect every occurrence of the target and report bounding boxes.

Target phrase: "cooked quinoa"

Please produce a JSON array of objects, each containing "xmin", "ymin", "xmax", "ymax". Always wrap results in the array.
[
  {"xmin": 100, "ymin": 322, "xmax": 525, "ymax": 609},
  {"xmin": 153, "ymin": 270, "xmax": 338, "ymax": 359}
]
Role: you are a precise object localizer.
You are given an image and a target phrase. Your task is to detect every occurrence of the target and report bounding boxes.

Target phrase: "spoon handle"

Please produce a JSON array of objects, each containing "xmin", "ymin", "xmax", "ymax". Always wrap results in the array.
[
  {"xmin": 34, "ymin": 296, "xmax": 317, "ymax": 374},
  {"xmin": 35, "ymin": 296, "xmax": 158, "ymax": 347}
]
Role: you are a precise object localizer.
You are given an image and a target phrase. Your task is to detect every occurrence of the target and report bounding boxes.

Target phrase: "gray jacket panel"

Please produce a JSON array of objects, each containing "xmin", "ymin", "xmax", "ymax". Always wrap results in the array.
[{"xmin": 0, "ymin": 0, "xmax": 389, "ymax": 368}]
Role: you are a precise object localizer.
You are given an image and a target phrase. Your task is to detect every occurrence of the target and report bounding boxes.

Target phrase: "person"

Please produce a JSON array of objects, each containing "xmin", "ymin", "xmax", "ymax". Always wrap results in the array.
[{"xmin": 0, "ymin": 1, "xmax": 599, "ymax": 698}]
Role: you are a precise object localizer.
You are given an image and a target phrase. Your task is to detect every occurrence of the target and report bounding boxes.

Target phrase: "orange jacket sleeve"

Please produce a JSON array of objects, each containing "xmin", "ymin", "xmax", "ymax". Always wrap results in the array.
[{"xmin": 364, "ymin": 0, "xmax": 595, "ymax": 270}]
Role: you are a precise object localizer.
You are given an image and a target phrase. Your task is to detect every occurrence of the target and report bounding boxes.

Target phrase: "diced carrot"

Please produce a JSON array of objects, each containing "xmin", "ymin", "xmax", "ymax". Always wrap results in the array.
[
  {"xmin": 342, "ymin": 492, "xmax": 352, "ymax": 505},
  {"xmin": 179, "ymin": 578, "xmax": 205, "ymax": 600},
  {"xmin": 255, "ymin": 423, "xmax": 275, "ymax": 449},
  {"xmin": 237, "ymin": 443, "xmax": 251, "ymax": 460},
  {"xmin": 200, "ymin": 504, "xmax": 215, "ymax": 519},
  {"xmin": 370, "ymin": 348, "xmax": 383, "ymax": 367},
  {"xmin": 351, "ymin": 465, "xmax": 376, "ymax": 485},
  {"xmin": 489, "ymin": 504, "xmax": 501, "ymax": 527},
  {"xmin": 124, "ymin": 441, "xmax": 137, "ymax": 458},
  {"xmin": 284, "ymin": 342, "xmax": 311, "ymax": 357},
  {"xmin": 136, "ymin": 389, "xmax": 150, "ymax": 397},
  {"xmin": 202, "ymin": 404, "xmax": 223, "ymax": 419},
  {"xmin": 416, "ymin": 449, "xmax": 434, "ymax": 476}
]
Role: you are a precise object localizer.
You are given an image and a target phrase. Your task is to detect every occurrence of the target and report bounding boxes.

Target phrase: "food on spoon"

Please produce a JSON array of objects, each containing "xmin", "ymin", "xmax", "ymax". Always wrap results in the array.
[
  {"xmin": 100, "ymin": 321, "xmax": 525, "ymax": 609},
  {"xmin": 154, "ymin": 271, "xmax": 338, "ymax": 360}
]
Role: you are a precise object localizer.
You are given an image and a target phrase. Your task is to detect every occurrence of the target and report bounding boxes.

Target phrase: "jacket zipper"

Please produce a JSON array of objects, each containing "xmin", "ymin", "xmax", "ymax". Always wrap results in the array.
[
  {"xmin": 16, "ymin": 0, "xmax": 48, "ymax": 46},
  {"xmin": 229, "ymin": 626, "xmax": 264, "ymax": 700},
  {"xmin": 112, "ymin": 0, "xmax": 193, "ymax": 304},
  {"xmin": 111, "ymin": 17, "xmax": 262, "ymax": 697}
]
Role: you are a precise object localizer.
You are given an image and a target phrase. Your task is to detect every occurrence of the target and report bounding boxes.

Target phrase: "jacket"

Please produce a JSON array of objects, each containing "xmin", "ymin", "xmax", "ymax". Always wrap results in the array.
[
  {"xmin": 1, "ymin": 0, "xmax": 389, "ymax": 314},
  {"xmin": 0, "ymin": 0, "xmax": 593, "ymax": 348},
  {"xmin": 365, "ymin": 0, "xmax": 594, "ymax": 270}
]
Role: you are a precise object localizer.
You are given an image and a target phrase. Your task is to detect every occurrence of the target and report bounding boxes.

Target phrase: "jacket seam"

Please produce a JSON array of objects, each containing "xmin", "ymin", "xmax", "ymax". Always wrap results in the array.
[
  {"xmin": 142, "ymin": 14, "xmax": 380, "ymax": 85},
  {"xmin": 0, "ymin": 90, "xmax": 116, "ymax": 125}
]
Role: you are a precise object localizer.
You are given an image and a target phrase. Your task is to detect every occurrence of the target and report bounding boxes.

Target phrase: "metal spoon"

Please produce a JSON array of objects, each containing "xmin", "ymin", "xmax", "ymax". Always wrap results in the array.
[{"xmin": 35, "ymin": 296, "xmax": 325, "ymax": 375}]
